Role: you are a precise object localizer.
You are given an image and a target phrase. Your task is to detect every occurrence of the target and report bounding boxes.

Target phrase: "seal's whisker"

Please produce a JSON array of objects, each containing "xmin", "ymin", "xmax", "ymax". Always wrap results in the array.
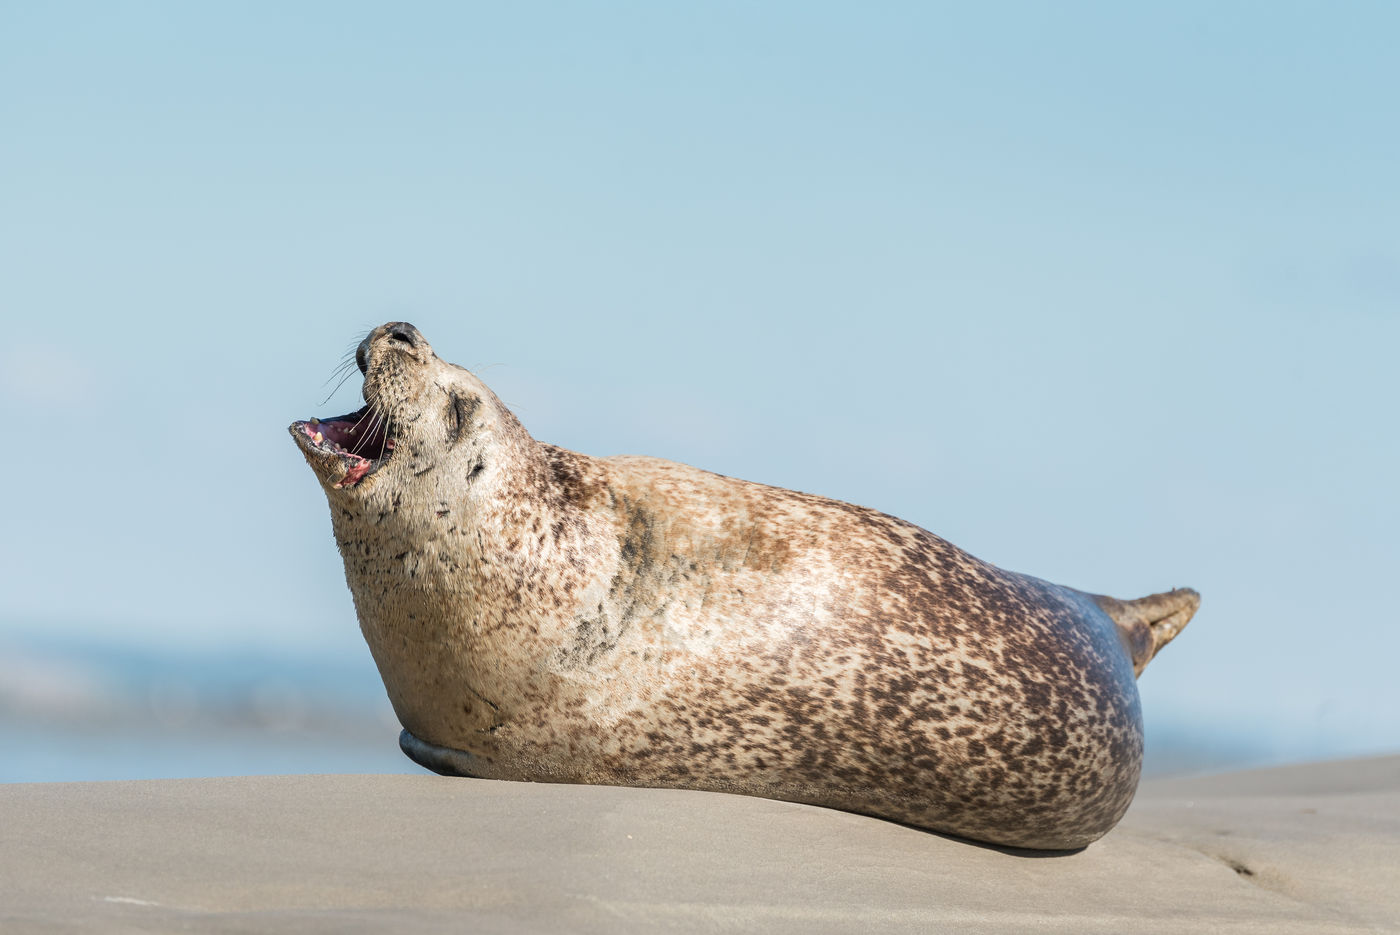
[
  {"xmin": 351, "ymin": 406, "xmax": 392, "ymax": 457},
  {"xmin": 324, "ymin": 349, "xmax": 359, "ymax": 380},
  {"xmin": 325, "ymin": 360, "xmax": 351, "ymax": 378},
  {"xmin": 349, "ymin": 404, "xmax": 381, "ymax": 438},
  {"xmin": 355, "ymin": 415, "xmax": 382, "ymax": 456},
  {"xmin": 349, "ymin": 413, "xmax": 379, "ymax": 453},
  {"xmin": 318, "ymin": 365, "xmax": 361, "ymax": 406},
  {"xmin": 376, "ymin": 408, "xmax": 394, "ymax": 459}
]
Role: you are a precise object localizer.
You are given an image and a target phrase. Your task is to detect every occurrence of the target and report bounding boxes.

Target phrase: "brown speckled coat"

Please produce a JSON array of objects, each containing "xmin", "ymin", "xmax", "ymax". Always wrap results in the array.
[{"xmin": 292, "ymin": 322, "xmax": 1199, "ymax": 850}]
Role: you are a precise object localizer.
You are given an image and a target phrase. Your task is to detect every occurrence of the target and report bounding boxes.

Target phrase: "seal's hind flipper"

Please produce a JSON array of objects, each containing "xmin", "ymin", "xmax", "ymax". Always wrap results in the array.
[
  {"xmin": 399, "ymin": 729, "xmax": 492, "ymax": 778},
  {"xmin": 1093, "ymin": 588, "xmax": 1200, "ymax": 677}
]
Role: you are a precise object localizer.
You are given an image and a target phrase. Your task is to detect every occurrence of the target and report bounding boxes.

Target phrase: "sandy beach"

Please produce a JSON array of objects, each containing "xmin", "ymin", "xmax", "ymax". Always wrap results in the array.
[{"xmin": 3, "ymin": 755, "xmax": 1396, "ymax": 934}]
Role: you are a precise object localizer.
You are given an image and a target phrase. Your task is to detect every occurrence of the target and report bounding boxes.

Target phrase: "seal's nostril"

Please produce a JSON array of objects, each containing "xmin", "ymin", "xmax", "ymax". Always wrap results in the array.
[
  {"xmin": 386, "ymin": 322, "xmax": 420, "ymax": 348},
  {"xmin": 355, "ymin": 336, "xmax": 370, "ymax": 375}
]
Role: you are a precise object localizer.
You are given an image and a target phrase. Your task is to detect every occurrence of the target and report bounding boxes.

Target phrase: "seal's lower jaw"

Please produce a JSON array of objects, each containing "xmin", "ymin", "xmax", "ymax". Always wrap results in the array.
[{"xmin": 289, "ymin": 406, "xmax": 396, "ymax": 489}]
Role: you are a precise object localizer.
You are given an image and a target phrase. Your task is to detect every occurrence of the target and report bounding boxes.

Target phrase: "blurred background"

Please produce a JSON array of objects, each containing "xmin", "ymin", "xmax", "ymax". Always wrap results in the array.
[{"xmin": 2, "ymin": 2, "xmax": 1396, "ymax": 782}]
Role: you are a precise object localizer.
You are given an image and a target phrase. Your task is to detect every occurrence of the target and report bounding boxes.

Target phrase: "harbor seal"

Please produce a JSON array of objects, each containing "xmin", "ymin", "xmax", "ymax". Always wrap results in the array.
[{"xmin": 290, "ymin": 321, "xmax": 1200, "ymax": 850}]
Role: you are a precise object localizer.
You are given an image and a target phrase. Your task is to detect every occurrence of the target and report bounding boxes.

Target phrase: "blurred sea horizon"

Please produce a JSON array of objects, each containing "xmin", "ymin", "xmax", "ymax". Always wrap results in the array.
[
  {"xmin": 3, "ymin": 619, "xmax": 1387, "ymax": 785},
  {"xmin": 0, "ymin": 624, "xmax": 409, "ymax": 784}
]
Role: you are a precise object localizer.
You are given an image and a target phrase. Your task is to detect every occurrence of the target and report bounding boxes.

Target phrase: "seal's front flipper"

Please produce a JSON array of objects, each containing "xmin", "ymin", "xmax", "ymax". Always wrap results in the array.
[
  {"xmin": 1094, "ymin": 588, "xmax": 1201, "ymax": 677},
  {"xmin": 399, "ymin": 729, "xmax": 491, "ymax": 778}
]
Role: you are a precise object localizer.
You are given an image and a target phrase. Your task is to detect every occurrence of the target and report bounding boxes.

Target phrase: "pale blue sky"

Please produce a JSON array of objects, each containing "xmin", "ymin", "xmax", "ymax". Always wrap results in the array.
[{"xmin": 2, "ymin": 2, "xmax": 1397, "ymax": 767}]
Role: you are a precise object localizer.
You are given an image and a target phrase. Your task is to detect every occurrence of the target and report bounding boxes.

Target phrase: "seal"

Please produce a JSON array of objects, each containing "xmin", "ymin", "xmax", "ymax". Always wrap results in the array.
[{"xmin": 290, "ymin": 321, "xmax": 1200, "ymax": 850}]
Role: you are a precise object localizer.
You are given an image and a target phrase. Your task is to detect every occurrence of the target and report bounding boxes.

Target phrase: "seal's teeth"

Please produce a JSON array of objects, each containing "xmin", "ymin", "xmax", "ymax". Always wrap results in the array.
[
  {"xmin": 313, "ymin": 431, "xmax": 324, "ymax": 444},
  {"xmin": 310, "ymin": 417, "xmax": 320, "ymax": 426}
]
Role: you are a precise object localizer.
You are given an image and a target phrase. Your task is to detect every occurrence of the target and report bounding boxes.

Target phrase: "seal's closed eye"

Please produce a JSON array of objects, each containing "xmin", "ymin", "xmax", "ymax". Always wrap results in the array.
[{"xmin": 445, "ymin": 392, "xmax": 480, "ymax": 448}]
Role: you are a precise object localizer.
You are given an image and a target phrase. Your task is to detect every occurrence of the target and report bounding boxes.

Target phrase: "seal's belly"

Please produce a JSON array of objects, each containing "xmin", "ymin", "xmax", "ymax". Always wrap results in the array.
[
  {"xmin": 607, "ymin": 571, "xmax": 1139, "ymax": 850},
  {"xmin": 375, "ymin": 538, "xmax": 1144, "ymax": 851}
]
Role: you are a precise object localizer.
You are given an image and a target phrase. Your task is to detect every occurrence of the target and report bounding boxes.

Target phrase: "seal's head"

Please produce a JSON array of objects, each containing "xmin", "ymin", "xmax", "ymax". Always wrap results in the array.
[{"xmin": 289, "ymin": 321, "xmax": 502, "ymax": 496}]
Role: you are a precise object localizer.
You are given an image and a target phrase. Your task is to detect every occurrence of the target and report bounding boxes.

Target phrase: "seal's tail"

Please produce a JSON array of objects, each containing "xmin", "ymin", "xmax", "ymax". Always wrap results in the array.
[{"xmin": 1093, "ymin": 588, "xmax": 1201, "ymax": 677}]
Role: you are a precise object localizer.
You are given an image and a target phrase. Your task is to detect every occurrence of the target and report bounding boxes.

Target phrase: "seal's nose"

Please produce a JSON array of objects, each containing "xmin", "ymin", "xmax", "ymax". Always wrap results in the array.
[
  {"xmin": 384, "ymin": 322, "xmax": 422, "ymax": 348},
  {"xmin": 357, "ymin": 322, "xmax": 425, "ymax": 374}
]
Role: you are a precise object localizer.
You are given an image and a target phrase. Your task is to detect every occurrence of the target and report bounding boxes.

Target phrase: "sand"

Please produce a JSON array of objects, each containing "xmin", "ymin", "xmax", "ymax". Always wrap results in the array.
[{"xmin": 3, "ymin": 756, "xmax": 1397, "ymax": 933}]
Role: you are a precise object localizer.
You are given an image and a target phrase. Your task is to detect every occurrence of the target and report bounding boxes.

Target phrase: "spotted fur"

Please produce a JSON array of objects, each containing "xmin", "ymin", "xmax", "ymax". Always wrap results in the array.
[{"xmin": 291, "ymin": 322, "xmax": 1199, "ymax": 850}]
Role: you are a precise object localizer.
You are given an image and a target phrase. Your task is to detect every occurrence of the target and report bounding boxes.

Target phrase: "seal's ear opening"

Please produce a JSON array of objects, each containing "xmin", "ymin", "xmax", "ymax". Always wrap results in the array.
[{"xmin": 1095, "ymin": 589, "xmax": 1201, "ymax": 677}]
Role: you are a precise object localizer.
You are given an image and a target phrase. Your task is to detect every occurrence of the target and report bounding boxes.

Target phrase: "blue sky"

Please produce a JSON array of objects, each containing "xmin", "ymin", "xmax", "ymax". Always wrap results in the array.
[{"xmin": 2, "ymin": 2, "xmax": 1397, "ymax": 768}]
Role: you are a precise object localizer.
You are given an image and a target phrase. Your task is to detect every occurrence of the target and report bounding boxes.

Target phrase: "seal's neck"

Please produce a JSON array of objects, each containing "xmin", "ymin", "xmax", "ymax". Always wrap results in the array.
[{"xmin": 325, "ymin": 401, "xmax": 600, "ymax": 614}]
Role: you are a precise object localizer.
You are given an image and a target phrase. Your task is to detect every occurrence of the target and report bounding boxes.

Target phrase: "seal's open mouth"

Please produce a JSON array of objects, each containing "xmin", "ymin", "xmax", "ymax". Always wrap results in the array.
[{"xmin": 291, "ymin": 406, "xmax": 396, "ymax": 488}]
